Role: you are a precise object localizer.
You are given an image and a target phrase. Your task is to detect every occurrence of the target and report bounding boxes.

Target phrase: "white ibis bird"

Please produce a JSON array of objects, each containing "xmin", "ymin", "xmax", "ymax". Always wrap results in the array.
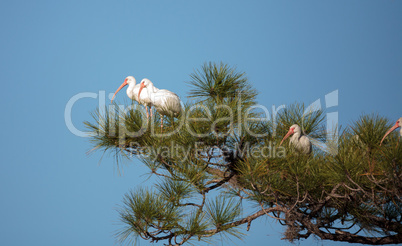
[
  {"xmin": 380, "ymin": 117, "xmax": 402, "ymax": 146},
  {"xmin": 280, "ymin": 124, "xmax": 312, "ymax": 155},
  {"xmin": 138, "ymin": 78, "xmax": 182, "ymax": 129},
  {"xmin": 110, "ymin": 76, "xmax": 153, "ymax": 118}
]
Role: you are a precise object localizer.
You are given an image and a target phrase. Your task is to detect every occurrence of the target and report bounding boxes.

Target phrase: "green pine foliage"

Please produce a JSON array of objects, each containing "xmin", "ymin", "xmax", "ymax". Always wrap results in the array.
[{"xmin": 85, "ymin": 62, "xmax": 402, "ymax": 245}]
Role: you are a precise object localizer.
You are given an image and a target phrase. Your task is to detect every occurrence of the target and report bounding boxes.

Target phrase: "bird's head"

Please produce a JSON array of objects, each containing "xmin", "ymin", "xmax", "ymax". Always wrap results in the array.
[
  {"xmin": 125, "ymin": 76, "xmax": 136, "ymax": 85},
  {"xmin": 138, "ymin": 78, "xmax": 152, "ymax": 99},
  {"xmin": 111, "ymin": 76, "xmax": 136, "ymax": 103},
  {"xmin": 380, "ymin": 117, "xmax": 402, "ymax": 146},
  {"xmin": 279, "ymin": 124, "xmax": 300, "ymax": 146}
]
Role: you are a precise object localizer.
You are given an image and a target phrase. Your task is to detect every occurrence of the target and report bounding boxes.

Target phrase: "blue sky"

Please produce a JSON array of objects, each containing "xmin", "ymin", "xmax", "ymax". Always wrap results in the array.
[{"xmin": 0, "ymin": 0, "xmax": 401, "ymax": 245}]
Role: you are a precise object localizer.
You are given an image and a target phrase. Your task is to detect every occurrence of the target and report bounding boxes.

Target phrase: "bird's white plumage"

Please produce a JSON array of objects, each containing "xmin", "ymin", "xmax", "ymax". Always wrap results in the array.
[
  {"xmin": 280, "ymin": 124, "xmax": 312, "ymax": 155},
  {"xmin": 111, "ymin": 76, "xmax": 152, "ymax": 118},
  {"xmin": 125, "ymin": 76, "xmax": 150, "ymax": 104},
  {"xmin": 140, "ymin": 78, "xmax": 181, "ymax": 117},
  {"xmin": 138, "ymin": 78, "xmax": 182, "ymax": 128}
]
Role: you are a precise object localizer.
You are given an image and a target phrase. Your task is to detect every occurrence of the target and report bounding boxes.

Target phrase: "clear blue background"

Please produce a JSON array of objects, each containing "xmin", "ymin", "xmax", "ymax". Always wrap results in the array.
[{"xmin": 0, "ymin": 0, "xmax": 401, "ymax": 245}]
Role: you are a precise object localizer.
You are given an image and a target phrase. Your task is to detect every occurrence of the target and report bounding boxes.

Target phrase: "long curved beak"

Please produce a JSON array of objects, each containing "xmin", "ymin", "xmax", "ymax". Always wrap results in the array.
[
  {"xmin": 280, "ymin": 128, "xmax": 294, "ymax": 146},
  {"xmin": 138, "ymin": 82, "xmax": 145, "ymax": 99},
  {"xmin": 380, "ymin": 122, "xmax": 400, "ymax": 145},
  {"xmin": 111, "ymin": 79, "xmax": 128, "ymax": 103}
]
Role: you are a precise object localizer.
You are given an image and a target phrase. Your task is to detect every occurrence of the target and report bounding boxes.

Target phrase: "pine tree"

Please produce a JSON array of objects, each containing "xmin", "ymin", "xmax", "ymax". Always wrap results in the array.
[{"xmin": 85, "ymin": 62, "xmax": 402, "ymax": 245}]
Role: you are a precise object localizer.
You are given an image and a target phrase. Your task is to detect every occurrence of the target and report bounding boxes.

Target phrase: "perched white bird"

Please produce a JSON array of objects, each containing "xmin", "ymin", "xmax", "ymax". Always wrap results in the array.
[
  {"xmin": 138, "ymin": 78, "xmax": 182, "ymax": 129},
  {"xmin": 280, "ymin": 124, "xmax": 312, "ymax": 155},
  {"xmin": 111, "ymin": 76, "xmax": 152, "ymax": 118},
  {"xmin": 380, "ymin": 117, "xmax": 402, "ymax": 146}
]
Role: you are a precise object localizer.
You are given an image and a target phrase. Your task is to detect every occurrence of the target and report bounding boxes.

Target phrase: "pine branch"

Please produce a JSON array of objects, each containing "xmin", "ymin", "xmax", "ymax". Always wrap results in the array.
[
  {"xmin": 85, "ymin": 63, "xmax": 402, "ymax": 245},
  {"xmin": 202, "ymin": 206, "xmax": 286, "ymax": 236}
]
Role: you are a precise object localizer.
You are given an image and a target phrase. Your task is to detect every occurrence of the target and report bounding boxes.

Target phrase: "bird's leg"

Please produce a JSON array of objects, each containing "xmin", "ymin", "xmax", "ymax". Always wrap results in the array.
[
  {"xmin": 160, "ymin": 114, "xmax": 164, "ymax": 132},
  {"xmin": 146, "ymin": 106, "xmax": 149, "ymax": 119},
  {"xmin": 150, "ymin": 107, "xmax": 153, "ymax": 118}
]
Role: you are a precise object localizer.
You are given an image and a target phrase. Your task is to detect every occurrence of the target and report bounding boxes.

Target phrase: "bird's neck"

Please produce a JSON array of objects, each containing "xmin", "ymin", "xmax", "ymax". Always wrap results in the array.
[
  {"xmin": 291, "ymin": 131, "xmax": 302, "ymax": 141},
  {"xmin": 126, "ymin": 83, "xmax": 137, "ymax": 98},
  {"xmin": 148, "ymin": 83, "xmax": 159, "ymax": 93}
]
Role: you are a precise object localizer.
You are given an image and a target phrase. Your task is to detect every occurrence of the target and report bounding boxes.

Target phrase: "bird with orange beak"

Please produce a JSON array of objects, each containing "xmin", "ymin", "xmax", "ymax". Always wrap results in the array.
[
  {"xmin": 137, "ymin": 78, "xmax": 181, "ymax": 129},
  {"xmin": 110, "ymin": 76, "xmax": 152, "ymax": 118},
  {"xmin": 380, "ymin": 117, "xmax": 402, "ymax": 146},
  {"xmin": 280, "ymin": 124, "xmax": 312, "ymax": 155}
]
